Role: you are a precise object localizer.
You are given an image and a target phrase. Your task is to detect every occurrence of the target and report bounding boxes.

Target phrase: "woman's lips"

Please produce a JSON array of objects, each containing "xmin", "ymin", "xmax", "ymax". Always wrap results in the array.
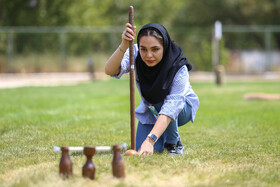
[{"xmin": 146, "ymin": 60, "xmax": 155, "ymax": 63}]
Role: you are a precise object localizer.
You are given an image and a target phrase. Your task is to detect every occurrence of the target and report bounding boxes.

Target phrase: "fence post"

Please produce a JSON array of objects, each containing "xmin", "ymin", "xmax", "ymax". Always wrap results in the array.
[
  {"xmin": 212, "ymin": 29, "xmax": 219, "ymax": 67},
  {"xmin": 212, "ymin": 21, "xmax": 224, "ymax": 85},
  {"xmin": 60, "ymin": 32, "xmax": 67, "ymax": 72},
  {"xmin": 87, "ymin": 57, "xmax": 95, "ymax": 80},
  {"xmin": 265, "ymin": 28, "xmax": 271, "ymax": 71},
  {"xmin": 8, "ymin": 30, "xmax": 14, "ymax": 73}
]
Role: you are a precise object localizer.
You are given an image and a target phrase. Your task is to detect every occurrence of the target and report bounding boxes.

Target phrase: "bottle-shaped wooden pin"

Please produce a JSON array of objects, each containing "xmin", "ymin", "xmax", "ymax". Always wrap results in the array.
[
  {"xmin": 59, "ymin": 146, "xmax": 73, "ymax": 178},
  {"xmin": 112, "ymin": 145, "xmax": 125, "ymax": 178},
  {"xmin": 82, "ymin": 146, "xmax": 96, "ymax": 180}
]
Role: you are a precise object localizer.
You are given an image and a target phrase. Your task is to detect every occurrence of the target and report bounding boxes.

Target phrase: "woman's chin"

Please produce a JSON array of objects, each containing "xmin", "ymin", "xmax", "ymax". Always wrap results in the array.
[{"xmin": 144, "ymin": 62, "xmax": 159, "ymax": 67}]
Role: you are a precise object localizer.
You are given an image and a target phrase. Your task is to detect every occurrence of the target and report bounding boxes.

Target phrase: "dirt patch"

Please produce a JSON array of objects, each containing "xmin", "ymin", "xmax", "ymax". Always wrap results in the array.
[
  {"xmin": 244, "ymin": 93, "xmax": 280, "ymax": 100},
  {"xmin": 0, "ymin": 72, "xmax": 108, "ymax": 88}
]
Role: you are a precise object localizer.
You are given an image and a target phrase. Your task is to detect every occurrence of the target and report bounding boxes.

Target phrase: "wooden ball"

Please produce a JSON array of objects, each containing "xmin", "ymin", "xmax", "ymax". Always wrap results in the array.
[{"xmin": 124, "ymin": 149, "xmax": 138, "ymax": 156}]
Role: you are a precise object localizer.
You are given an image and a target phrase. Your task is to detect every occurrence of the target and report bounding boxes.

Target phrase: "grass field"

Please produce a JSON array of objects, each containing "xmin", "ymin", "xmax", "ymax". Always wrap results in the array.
[{"xmin": 0, "ymin": 78, "xmax": 279, "ymax": 186}]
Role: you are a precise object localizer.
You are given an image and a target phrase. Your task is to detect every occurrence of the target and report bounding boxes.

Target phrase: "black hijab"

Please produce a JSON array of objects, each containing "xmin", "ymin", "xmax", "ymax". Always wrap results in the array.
[{"xmin": 135, "ymin": 23, "xmax": 192, "ymax": 104}]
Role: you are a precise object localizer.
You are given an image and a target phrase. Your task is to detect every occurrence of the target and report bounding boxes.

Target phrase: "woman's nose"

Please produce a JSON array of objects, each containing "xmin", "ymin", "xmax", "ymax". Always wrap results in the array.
[{"xmin": 147, "ymin": 51, "xmax": 152, "ymax": 57}]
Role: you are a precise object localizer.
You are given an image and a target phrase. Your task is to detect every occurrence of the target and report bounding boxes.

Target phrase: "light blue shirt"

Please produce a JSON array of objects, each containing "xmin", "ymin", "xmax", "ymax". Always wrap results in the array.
[{"xmin": 113, "ymin": 44, "xmax": 199, "ymax": 124}]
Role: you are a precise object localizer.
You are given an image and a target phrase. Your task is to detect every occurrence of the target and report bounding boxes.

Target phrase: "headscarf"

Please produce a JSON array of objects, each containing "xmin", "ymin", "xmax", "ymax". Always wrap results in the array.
[{"xmin": 135, "ymin": 23, "xmax": 192, "ymax": 104}]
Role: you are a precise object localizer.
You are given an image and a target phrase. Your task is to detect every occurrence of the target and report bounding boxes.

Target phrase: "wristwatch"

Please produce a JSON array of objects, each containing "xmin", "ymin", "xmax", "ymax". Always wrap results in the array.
[{"xmin": 148, "ymin": 133, "xmax": 158, "ymax": 143}]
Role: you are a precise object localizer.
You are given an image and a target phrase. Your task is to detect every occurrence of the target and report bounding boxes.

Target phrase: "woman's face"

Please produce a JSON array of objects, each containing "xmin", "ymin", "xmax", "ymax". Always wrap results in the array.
[{"xmin": 139, "ymin": 36, "xmax": 164, "ymax": 67}]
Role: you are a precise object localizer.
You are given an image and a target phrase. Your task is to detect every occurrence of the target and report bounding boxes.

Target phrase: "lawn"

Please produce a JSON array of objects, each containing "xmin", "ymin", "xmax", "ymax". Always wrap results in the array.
[{"xmin": 0, "ymin": 78, "xmax": 279, "ymax": 186}]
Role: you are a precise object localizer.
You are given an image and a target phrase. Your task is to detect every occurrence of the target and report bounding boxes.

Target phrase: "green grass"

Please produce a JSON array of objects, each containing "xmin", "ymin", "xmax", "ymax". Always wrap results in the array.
[{"xmin": 0, "ymin": 79, "xmax": 279, "ymax": 186}]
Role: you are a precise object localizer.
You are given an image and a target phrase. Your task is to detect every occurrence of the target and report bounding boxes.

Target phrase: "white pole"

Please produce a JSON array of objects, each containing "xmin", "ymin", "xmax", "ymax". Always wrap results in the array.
[
  {"xmin": 54, "ymin": 142, "xmax": 127, "ymax": 153},
  {"xmin": 212, "ymin": 21, "xmax": 224, "ymax": 85},
  {"xmin": 215, "ymin": 21, "xmax": 222, "ymax": 40}
]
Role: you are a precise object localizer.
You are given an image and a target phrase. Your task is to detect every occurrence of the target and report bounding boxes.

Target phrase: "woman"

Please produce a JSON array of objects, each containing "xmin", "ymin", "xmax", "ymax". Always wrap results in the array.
[{"xmin": 105, "ymin": 23, "xmax": 199, "ymax": 155}]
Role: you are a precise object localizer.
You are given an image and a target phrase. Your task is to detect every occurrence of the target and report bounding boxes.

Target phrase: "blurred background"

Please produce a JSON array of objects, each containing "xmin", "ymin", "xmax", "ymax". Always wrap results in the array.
[{"xmin": 0, "ymin": 0, "xmax": 280, "ymax": 76}]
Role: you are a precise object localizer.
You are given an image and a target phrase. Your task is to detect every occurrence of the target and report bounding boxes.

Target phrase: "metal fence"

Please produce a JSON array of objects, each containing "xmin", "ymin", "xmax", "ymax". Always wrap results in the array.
[
  {"xmin": 1, "ymin": 25, "xmax": 280, "ymax": 74},
  {"xmin": 0, "ymin": 26, "xmax": 123, "ymax": 73},
  {"xmin": 0, "ymin": 26, "xmax": 214, "ymax": 73},
  {"xmin": 213, "ymin": 23, "xmax": 280, "ymax": 74}
]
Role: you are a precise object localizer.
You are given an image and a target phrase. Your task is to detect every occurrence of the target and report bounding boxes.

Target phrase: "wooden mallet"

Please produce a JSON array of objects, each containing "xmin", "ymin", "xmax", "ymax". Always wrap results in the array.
[{"xmin": 124, "ymin": 6, "xmax": 138, "ymax": 156}]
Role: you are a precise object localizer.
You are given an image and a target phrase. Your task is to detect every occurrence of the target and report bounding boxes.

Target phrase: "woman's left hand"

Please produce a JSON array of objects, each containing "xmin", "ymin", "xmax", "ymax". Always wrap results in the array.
[{"xmin": 138, "ymin": 138, "xmax": 155, "ymax": 155}]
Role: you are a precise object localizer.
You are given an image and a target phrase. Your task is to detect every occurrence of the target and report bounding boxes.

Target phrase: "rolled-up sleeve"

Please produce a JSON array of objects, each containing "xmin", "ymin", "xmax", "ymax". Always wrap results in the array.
[
  {"xmin": 111, "ymin": 44, "xmax": 138, "ymax": 79},
  {"xmin": 111, "ymin": 50, "xmax": 130, "ymax": 79},
  {"xmin": 159, "ymin": 66, "xmax": 190, "ymax": 120}
]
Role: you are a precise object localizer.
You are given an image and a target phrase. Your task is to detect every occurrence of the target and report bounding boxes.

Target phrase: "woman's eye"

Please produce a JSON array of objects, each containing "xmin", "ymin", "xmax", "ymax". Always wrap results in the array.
[
  {"xmin": 141, "ymin": 48, "xmax": 147, "ymax": 52},
  {"xmin": 152, "ymin": 48, "xmax": 159, "ymax": 52}
]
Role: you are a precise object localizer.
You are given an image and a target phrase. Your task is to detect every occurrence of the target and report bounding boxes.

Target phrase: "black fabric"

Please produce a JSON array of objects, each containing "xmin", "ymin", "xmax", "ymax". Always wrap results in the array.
[{"xmin": 135, "ymin": 23, "xmax": 192, "ymax": 104}]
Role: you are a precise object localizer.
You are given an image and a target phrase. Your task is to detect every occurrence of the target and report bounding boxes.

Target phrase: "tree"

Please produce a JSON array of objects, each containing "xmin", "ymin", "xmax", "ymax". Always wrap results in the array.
[{"xmin": 0, "ymin": 0, "xmax": 74, "ymax": 26}]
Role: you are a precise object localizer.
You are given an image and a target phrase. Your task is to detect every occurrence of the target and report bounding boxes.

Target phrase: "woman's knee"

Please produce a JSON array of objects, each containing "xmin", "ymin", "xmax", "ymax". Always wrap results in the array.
[{"xmin": 178, "ymin": 102, "xmax": 192, "ymax": 126}]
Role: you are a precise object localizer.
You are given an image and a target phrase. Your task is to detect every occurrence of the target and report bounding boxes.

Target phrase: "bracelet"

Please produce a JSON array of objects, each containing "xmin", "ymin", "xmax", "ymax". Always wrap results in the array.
[{"xmin": 118, "ymin": 46, "xmax": 126, "ymax": 53}]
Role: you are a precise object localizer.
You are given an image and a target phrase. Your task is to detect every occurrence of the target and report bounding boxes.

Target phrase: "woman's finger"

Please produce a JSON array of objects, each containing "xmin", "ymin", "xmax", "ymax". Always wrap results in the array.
[
  {"xmin": 126, "ymin": 23, "xmax": 133, "ymax": 29},
  {"xmin": 138, "ymin": 148, "xmax": 143, "ymax": 155},
  {"xmin": 125, "ymin": 33, "xmax": 134, "ymax": 40},
  {"xmin": 126, "ymin": 27, "xmax": 135, "ymax": 36},
  {"xmin": 123, "ymin": 32, "xmax": 134, "ymax": 40},
  {"xmin": 122, "ymin": 31, "xmax": 133, "ymax": 41}
]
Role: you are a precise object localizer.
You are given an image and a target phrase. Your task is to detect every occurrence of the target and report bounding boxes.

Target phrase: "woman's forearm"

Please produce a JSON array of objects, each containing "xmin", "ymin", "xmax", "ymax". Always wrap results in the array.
[
  {"xmin": 150, "ymin": 114, "xmax": 172, "ymax": 140},
  {"xmin": 105, "ymin": 42, "xmax": 128, "ymax": 76},
  {"xmin": 138, "ymin": 114, "xmax": 172, "ymax": 155}
]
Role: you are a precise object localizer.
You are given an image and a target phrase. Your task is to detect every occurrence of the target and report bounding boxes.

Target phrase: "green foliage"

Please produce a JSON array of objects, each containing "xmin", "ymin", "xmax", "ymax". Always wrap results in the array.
[
  {"xmin": 172, "ymin": 0, "xmax": 280, "ymax": 49},
  {"xmin": 191, "ymin": 40, "xmax": 213, "ymax": 71},
  {"xmin": 1, "ymin": 0, "xmax": 280, "ymax": 71},
  {"xmin": 0, "ymin": 0, "xmax": 73, "ymax": 26},
  {"xmin": 219, "ymin": 39, "xmax": 230, "ymax": 67},
  {"xmin": 2, "ymin": 0, "xmax": 279, "ymax": 27}
]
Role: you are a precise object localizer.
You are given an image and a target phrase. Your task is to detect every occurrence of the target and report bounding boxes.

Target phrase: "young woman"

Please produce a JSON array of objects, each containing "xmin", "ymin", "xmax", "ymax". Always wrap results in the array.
[{"xmin": 105, "ymin": 23, "xmax": 199, "ymax": 155}]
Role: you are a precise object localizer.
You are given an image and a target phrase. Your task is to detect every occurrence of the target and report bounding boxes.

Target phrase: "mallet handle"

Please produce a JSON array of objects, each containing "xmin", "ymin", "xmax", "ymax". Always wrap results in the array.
[{"xmin": 129, "ymin": 6, "xmax": 136, "ymax": 151}]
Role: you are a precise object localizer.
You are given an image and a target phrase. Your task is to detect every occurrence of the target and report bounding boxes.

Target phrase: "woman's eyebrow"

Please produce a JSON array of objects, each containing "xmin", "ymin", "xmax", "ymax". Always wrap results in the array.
[{"xmin": 140, "ymin": 45, "xmax": 160, "ymax": 49}]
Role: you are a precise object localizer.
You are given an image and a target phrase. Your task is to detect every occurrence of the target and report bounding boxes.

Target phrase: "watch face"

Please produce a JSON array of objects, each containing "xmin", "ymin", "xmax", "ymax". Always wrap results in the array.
[{"xmin": 149, "ymin": 134, "xmax": 157, "ymax": 142}]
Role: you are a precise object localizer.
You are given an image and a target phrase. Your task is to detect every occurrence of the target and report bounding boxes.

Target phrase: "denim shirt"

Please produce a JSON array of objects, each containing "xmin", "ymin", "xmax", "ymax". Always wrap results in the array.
[{"xmin": 112, "ymin": 44, "xmax": 199, "ymax": 125}]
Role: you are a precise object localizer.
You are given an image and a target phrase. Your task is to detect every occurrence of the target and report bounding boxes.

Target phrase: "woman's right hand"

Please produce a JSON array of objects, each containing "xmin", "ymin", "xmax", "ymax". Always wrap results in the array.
[
  {"xmin": 105, "ymin": 23, "xmax": 136, "ymax": 76},
  {"xmin": 121, "ymin": 23, "xmax": 136, "ymax": 49}
]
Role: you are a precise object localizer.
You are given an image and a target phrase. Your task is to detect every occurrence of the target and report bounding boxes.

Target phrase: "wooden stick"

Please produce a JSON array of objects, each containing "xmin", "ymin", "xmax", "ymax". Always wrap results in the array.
[{"xmin": 129, "ymin": 6, "xmax": 136, "ymax": 150}]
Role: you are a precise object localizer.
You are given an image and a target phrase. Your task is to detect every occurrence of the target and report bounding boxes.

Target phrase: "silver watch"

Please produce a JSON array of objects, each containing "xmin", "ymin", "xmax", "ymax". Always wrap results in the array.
[{"xmin": 148, "ymin": 133, "xmax": 158, "ymax": 142}]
